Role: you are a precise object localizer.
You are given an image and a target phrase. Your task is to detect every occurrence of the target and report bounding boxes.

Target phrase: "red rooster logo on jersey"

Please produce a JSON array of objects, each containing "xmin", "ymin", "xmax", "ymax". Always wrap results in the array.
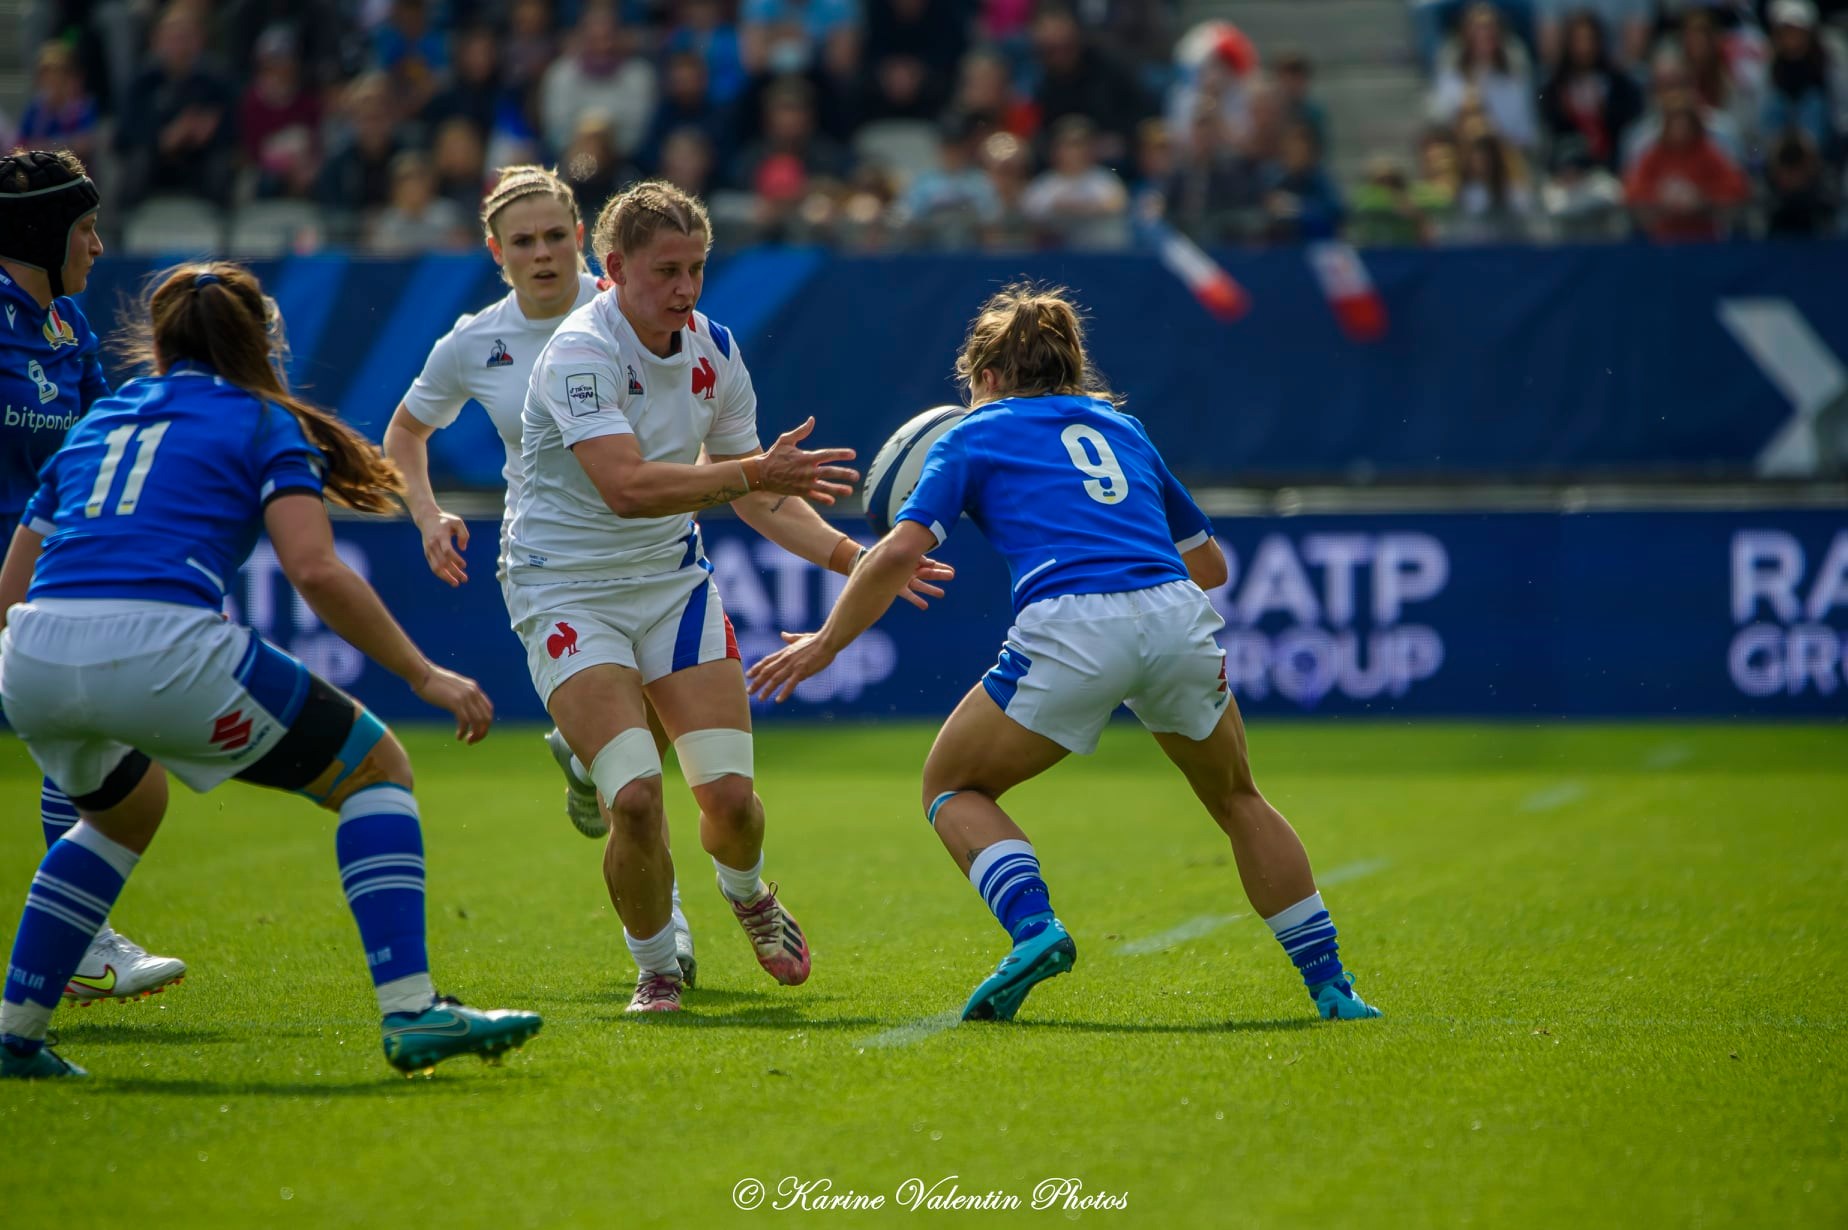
[
  {"xmin": 546, "ymin": 621, "xmax": 581, "ymax": 659},
  {"xmin": 691, "ymin": 356, "xmax": 717, "ymax": 400}
]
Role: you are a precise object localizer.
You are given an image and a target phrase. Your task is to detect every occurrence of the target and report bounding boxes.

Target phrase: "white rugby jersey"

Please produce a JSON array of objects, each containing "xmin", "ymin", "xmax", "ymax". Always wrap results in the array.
[
  {"xmin": 399, "ymin": 272, "xmax": 601, "ymax": 521},
  {"xmin": 506, "ymin": 293, "xmax": 759, "ymax": 582}
]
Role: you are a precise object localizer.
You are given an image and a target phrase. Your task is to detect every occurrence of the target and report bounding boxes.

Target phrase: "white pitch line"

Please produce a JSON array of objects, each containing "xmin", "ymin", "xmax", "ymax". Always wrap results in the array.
[
  {"xmin": 1317, "ymin": 856, "xmax": 1393, "ymax": 887},
  {"xmin": 1117, "ymin": 858, "xmax": 1391, "ymax": 956},
  {"xmin": 857, "ymin": 1010, "xmax": 962, "ymax": 1050},
  {"xmin": 1118, "ymin": 913, "xmax": 1246, "ymax": 956},
  {"xmin": 1520, "ymin": 782, "xmax": 1588, "ymax": 812},
  {"xmin": 1644, "ymin": 743, "xmax": 1693, "ymax": 770}
]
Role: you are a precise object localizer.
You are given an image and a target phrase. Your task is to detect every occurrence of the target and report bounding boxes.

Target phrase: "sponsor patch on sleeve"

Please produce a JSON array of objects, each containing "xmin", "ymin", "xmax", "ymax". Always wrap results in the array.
[{"xmin": 565, "ymin": 372, "xmax": 604, "ymax": 416}]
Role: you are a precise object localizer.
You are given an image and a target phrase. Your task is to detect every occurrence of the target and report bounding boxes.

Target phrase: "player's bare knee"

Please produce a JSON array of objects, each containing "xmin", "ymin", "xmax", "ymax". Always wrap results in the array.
[
  {"xmin": 1208, "ymin": 779, "xmax": 1266, "ymax": 830},
  {"xmin": 606, "ymin": 775, "xmax": 665, "ymax": 843},
  {"xmin": 693, "ymin": 774, "xmax": 757, "ymax": 829},
  {"xmin": 920, "ymin": 765, "xmax": 987, "ymax": 811},
  {"xmin": 588, "ymin": 727, "xmax": 665, "ymax": 841}
]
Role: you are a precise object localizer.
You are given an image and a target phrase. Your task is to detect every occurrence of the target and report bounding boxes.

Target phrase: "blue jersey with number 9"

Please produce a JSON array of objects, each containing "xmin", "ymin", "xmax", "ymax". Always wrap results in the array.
[
  {"xmin": 896, "ymin": 394, "xmax": 1213, "ymax": 615},
  {"xmin": 23, "ymin": 362, "xmax": 326, "ymax": 610}
]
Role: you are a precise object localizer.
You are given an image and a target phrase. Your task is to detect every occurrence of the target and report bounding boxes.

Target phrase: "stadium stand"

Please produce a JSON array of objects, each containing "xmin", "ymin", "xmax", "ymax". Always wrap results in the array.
[{"xmin": 5, "ymin": 0, "xmax": 1844, "ymax": 252}]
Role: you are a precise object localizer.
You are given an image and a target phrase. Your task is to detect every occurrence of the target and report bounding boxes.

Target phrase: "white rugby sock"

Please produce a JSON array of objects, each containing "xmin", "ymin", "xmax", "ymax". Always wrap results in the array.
[
  {"xmin": 377, "ymin": 972, "xmax": 438, "ymax": 1017},
  {"xmin": 625, "ymin": 921, "xmax": 681, "ymax": 978},
  {"xmin": 714, "ymin": 853, "xmax": 766, "ymax": 903}
]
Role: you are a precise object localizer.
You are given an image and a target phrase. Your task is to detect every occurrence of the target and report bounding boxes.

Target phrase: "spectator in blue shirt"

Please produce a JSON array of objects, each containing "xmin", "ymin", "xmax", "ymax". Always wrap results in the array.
[
  {"xmin": 741, "ymin": 0, "xmax": 861, "ymax": 81},
  {"xmin": 1763, "ymin": 0, "xmax": 1843, "ymax": 164},
  {"xmin": 635, "ymin": 50, "xmax": 736, "ymax": 176},
  {"xmin": 424, "ymin": 25, "xmax": 505, "ymax": 138},
  {"xmin": 662, "ymin": 0, "xmax": 749, "ymax": 105},
  {"xmin": 1262, "ymin": 122, "xmax": 1345, "ymax": 242},
  {"xmin": 17, "ymin": 43, "xmax": 100, "ymax": 165}
]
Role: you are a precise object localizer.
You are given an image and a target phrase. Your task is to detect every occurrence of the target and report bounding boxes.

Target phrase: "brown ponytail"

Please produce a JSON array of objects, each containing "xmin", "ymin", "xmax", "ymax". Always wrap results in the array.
[
  {"xmin": 115, "ymin": 262, "xmax": 403, "ymax": 513},
  {"xmin": 954, "ymin": 282, "xmax": 1119, "ymax": 406}
]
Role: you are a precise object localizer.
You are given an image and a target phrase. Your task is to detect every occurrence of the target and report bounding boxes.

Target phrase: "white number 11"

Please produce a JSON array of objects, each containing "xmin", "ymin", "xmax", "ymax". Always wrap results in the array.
[
  {"xmin": 84, "ymin": 420, "xmax": 171, "ymax": 518},
  {"xmin": 1060, "ymin": 423, "xmax": 1129, "ymax": 505}
]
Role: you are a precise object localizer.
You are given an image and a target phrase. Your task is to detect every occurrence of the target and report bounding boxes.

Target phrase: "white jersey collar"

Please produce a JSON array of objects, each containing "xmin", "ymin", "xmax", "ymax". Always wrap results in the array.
[
  {"xmin": 604, "ymin": 295, "xmax": 694, "ymax": 369},
  {"xmin": 513, "ymin": 272, "xmax": 600, "ymax": 329}
]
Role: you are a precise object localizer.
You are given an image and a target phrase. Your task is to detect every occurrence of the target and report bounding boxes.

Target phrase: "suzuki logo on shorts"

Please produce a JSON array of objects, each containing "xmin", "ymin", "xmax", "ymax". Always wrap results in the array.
[
  {"xmin": 546, "ymin": 621, "xmax": 581, "ymax": 659},
  {"xmin": 211, "ymin": 709, "xmax": 254, "ymax": 752},
  {"xmin": 691, "ymin": 357, "xmax": 717, "ymax": 400}
]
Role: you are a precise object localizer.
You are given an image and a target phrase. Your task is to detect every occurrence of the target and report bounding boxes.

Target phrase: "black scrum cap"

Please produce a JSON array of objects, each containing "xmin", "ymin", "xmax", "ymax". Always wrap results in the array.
[{"xmin": 0, "ymin": 152, "xmax": 101, "ymax": 300}]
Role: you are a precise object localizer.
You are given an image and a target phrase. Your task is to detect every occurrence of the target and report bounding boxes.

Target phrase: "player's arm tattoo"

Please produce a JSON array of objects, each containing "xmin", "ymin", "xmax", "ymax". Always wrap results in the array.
[
  {"xmin": 769, "ymin": 496, "xmax": 790, "ymax": 513},
  {"xmin": 966, "ymin": 844, "xmax": 987, "ymax": 864},
  {"xmin": 695, "ymin": 481, "xmax": 748, "ymax": 509}
]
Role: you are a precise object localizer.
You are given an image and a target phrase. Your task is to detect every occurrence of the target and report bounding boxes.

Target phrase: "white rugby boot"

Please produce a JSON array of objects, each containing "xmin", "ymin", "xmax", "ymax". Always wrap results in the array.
[{"xmin": 63, "ymin": 927, "xmax": 186, "ymax": 1004}]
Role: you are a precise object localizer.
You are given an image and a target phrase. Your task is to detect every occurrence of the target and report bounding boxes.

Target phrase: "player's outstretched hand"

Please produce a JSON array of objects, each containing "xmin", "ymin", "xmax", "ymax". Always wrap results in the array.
[
  {"xmin": 896, "ymin": 554, "xmax": 956, "ymax": 610},
  {"xmin": 416, "ymin": 510, "xmax": 469, "ymax": 587},
  {"xmin": 747, "ymin": 632, "xmax": 834, "ymax": 704},
  {"xmin": 759, "ymin": 416, "xmax": 858, "ymax": 506},
  {"xmin": 414, "ymin": 664, "xmax": 494, "ymax": 743}
]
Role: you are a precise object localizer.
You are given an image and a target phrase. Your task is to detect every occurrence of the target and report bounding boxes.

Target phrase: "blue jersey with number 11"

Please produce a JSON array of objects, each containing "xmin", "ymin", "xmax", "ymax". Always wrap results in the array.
[
  {"xmin": 24, "ymin": 363, "xmax": 327, "ymax": 610},
  {"xmin": 897, "ymin": 394, "xmax": 1213, "ymax": 614}
]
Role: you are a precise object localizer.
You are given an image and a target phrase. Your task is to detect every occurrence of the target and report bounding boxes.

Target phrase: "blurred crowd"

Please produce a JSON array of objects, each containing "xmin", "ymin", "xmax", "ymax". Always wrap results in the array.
[
  {"xmin": 1383, "ymin": 0, "xmax": 1848, "ymax": 242},
  {"xmin": 3, "ymin": 0, "xmax": 1845, "ymax": 253}
]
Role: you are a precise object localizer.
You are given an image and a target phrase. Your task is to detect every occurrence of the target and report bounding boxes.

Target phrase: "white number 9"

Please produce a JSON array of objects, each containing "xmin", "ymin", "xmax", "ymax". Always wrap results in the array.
[{"xmin": 1060, "ymin": 424, "xmax": 1129, "ymax": 505}]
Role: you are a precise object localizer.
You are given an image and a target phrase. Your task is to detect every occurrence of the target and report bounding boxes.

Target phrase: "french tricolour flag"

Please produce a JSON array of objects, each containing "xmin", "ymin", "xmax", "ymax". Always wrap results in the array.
[
  {"xmin": 1147, "ymin": 220, "xmax": 1250, "ymax": 324},
  {"xmin": 1307, "ymin": 240, "xmax": 1389, "ymax": 343}
]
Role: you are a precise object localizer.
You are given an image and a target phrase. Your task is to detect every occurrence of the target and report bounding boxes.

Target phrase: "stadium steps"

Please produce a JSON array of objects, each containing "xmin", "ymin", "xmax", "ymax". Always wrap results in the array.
[
  {"xmin": 0, "ymin": 0, "xmax": 28, "ymax": 118},
  {"xmin": 1180, "ymin": 0, "xmax": 1431, "ymax": 184}
]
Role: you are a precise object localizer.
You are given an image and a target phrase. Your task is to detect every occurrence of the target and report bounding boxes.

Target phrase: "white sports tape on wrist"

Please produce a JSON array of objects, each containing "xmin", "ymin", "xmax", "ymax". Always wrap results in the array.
[
  {"xmin": 590, "ymin": 728, "xmax": 663, "ymax": 802},
  {"xmin": 673, "ymin": 728, "xmax": 754, "ymax": 786}
]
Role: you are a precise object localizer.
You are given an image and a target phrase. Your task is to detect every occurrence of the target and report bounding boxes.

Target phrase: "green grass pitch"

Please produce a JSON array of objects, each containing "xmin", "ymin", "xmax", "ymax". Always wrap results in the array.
[{"xmin": 1, "ymin": 721, "xmax": 1844, "ymax": 1228}]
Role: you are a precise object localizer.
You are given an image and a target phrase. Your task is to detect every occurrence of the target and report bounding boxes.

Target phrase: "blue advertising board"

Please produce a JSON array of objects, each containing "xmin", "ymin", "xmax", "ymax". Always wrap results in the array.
[
  {"xmin": 74, "ymin": 242, "xmax": 1848, "ymax": 484},
  {"xmin": 227, "ymin": 509, "xmax": 1848, "ymax": 723}
]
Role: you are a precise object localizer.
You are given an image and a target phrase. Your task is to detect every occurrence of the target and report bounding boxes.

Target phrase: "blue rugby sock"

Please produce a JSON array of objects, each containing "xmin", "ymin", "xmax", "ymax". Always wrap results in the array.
[
  {"xmin": 40, "ymin": 779, "xmax": 78, "ymax": 849},
  {"xmin": 1, "ymin": 822, "xmax": 136, "ymax": 1053},
  {"xmin": 968, "ymin": 839, "xmax": 1054, "ymax": 943},
  {"xmin": 335, "ymin": 785, "xmax": 436, "ymax": 1017},
  {"xmin": 1265, "ymin": 891, "xmax": 1348, "ymax": 990}
]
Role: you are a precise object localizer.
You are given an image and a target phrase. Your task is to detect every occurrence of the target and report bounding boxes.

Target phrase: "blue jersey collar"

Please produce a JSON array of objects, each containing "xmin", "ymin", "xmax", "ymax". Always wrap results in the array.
[{"xmin": 0, "ymin": 269, "xmax": 45, "ymax": 321}]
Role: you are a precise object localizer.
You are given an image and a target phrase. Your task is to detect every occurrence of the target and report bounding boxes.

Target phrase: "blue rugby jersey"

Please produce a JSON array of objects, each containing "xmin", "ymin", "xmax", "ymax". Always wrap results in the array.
[
  {"xmin": 24, "ymin": 362, "xmax": 326, "ymax": 609},
  {"xmin": 0, "ymin": 270, "xmax": 108, "ymax": 521},
  {"xmin": 896, "ymin": 394, "xmax": 1213, "ymax": 615}
]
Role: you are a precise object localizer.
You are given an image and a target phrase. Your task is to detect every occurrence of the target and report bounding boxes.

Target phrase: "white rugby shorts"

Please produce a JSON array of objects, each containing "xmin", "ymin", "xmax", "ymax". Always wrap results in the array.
[
  {"xmin": 507, "ymin": 560, "xmax": 739, "ymax": 702},
  {"xmin": 2, "ymin": 600, "xmax": 320, "ymax": 796},
  {"xmin": 982, "ymin": 580, "xmax": 1230, "ymax": 754}
]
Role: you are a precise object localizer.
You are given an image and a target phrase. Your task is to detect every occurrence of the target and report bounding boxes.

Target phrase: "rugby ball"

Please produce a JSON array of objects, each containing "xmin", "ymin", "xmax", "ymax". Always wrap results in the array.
[{"xmin": 861, "ymin": 405, "xmax": 968, "ymax": 537}]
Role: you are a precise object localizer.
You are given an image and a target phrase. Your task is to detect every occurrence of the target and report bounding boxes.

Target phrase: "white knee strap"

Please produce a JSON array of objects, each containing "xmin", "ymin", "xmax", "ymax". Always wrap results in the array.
[
  {"xmin": 589, "ymin": 728, "xmax": 662, "ymax": 803},
  {"xmin": 673, "ymin": 728, "xmax": 753, "ymax": 786}
]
